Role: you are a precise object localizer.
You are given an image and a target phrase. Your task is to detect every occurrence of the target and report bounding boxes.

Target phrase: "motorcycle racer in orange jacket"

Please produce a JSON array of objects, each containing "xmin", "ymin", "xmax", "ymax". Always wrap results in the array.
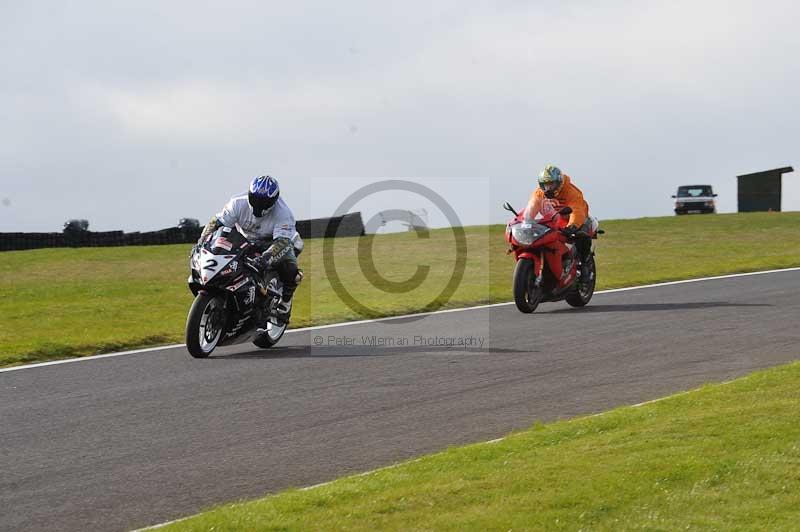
[{"xmin": 525, "ymin": 165, "xmax": 597, "ymax": 280}]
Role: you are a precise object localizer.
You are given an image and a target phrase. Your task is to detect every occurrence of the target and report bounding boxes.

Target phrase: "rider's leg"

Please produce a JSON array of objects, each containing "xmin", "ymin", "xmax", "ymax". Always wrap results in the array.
[
  {"xmin": 273, "ymin": 254, "xmax": 302, "ymax": 323},
  {"xmin": 577, "ymin": 219, "xmax": 594, "ymax": 279},
  {"xmin": 576, "ymin": 235, "xmax": 592, "ymax": 261}
]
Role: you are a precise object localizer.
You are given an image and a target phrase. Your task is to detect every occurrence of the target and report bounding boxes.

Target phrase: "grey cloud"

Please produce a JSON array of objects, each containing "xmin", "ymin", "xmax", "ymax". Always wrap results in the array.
[{"xmin": 1, "ymin": 0, "xmax": 798, "ymax": 232}]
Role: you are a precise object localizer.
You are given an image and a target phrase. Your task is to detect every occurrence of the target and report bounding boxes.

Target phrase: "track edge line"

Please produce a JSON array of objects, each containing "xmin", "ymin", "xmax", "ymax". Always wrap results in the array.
[{"xmin": 3, "ymin": 266, "xmax": 798, "ymax": 373}]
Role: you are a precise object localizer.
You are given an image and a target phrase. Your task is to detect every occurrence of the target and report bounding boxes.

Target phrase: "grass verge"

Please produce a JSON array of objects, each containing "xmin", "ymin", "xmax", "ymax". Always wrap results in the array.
[
  {"xmin": 2, "ymin": 211, "xmax": 799, "ymax": 367},
  {"xmin": 162, "ymin": 360, "xmax": 800, "ymax": 531}
]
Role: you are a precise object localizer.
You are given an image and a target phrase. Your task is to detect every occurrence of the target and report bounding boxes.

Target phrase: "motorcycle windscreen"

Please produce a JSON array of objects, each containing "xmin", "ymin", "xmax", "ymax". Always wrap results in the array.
[
  {"xmin": 207, "ymin": 227, "xmax": 249, "ymax": 254},
  {"xmin": 511, "ymin": 222, "xmax": 551, "ymax": 246}
]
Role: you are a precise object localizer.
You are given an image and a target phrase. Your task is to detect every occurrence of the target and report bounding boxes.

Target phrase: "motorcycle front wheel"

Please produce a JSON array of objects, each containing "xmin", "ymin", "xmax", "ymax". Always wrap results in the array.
[
  {"xmin": 513, "ymin": 258, "xmax": 541, "ymax": 313},
  {"xmin": 185, "ymin": 292, "xmax": 225, "ymax": 358}
]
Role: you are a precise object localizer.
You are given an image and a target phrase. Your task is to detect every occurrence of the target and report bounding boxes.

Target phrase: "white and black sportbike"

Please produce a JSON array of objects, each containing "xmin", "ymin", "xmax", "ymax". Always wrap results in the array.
[{"xmin": 185, "ymin": 227, "xmax": 288, "ymax": 358}]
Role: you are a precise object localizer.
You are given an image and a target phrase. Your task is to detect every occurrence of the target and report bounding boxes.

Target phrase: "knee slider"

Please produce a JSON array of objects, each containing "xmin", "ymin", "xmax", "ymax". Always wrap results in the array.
[{"xmin": 277, "ymin": 260, "xmax": 298, "ymax": 284}]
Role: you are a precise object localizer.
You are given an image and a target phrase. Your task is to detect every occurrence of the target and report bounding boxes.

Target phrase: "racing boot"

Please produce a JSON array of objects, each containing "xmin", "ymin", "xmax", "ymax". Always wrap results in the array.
[
  {"xmin": 275, "ymin": 298, "xmax": 292, "ymax": 325},
  {"xmin": 275, "ymin": 269, "xmax": 303, "ymax": 325}
]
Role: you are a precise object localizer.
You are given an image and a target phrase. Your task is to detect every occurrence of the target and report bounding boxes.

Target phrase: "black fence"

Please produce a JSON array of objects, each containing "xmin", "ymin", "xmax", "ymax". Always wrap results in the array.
[
  {"xmin": 297, "ymin": 212, "xmax": 366, "ymax": 239},
  {"xmin": 0, "ymin": 212, "xmax": 365, "ymax": 252}
]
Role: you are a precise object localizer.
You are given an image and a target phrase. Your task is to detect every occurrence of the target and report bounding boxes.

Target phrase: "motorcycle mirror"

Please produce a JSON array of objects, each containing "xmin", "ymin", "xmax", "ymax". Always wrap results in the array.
[
  {"xmin": 559, "ymin": 206, "xmax": 573, "ymax": 216},
  {"xmin": 502, "ymin": 202, "xmax": 519, "ymax": 216}
]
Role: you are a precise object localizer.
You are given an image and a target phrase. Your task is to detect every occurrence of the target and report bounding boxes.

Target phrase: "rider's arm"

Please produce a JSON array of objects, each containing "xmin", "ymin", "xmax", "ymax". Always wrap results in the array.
[
  {"xmin": 215, "ymin": 197, "xmax": 242, "ymax": 229},
  {"xmin": 271, "ymin": 200, "xmax": 296, "ymax": 241},
  {"xmin": 524, "ymin": 189, "xmax": 544, "ymax": 221},
  {"xmin": 562, "ymin": 183, "xmax": 589, "ymax": 228},
  {"xmin": 199, "ymin": 197, "xmax": 240, "ymax": 243},
  {"xmin": 260, "ymin": 201, "xmax": 297, "ymax": 268},
  {"xmin": 198, "ymin": 216, "xmax": 222, "ymax": 243},
  {"xmin": 199, "ymin": 196, "xmax": 248, "ymax": 244}
]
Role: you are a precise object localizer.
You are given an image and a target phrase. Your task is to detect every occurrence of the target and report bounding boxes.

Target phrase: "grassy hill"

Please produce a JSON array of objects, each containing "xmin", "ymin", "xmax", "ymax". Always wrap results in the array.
[{"xmin": 1, "ymin": 211, "xmax": 798, "ymax": 367}]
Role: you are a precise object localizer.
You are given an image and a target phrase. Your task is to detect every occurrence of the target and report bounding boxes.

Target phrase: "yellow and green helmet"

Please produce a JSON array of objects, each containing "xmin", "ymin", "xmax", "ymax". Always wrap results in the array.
[{"xmin": 538, "ymin": 164, "xmax": 563, "ymax": 195}]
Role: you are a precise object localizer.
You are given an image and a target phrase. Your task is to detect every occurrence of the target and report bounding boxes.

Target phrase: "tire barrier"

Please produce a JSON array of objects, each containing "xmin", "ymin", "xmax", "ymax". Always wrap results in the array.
[{"xmin": 0, "ymin": 212, "xmax": 364, "ymax": 252}]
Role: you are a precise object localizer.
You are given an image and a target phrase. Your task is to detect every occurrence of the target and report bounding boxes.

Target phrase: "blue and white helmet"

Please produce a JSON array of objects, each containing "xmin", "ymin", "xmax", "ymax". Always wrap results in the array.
[{"xmin": 248, "ymin": 175, "xmax": 280, "ymax": 217}]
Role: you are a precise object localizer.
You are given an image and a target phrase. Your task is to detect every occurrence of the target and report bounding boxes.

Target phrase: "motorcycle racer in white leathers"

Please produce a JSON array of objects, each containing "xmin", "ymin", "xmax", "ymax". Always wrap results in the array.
[{"xmin": 199, "ymin": 175, "xmax": 302, "ymax": 323}]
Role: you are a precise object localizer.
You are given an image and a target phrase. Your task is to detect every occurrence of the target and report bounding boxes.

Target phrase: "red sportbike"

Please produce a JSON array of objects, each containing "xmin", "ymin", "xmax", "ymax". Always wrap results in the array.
[{"xmin": 503, "ymin": 201, "xmax": 603, "ymax": 313}]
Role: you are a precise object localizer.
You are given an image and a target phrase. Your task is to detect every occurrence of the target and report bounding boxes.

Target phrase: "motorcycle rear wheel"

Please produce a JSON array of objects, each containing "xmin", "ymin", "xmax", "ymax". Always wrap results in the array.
[
  {"xmin": 513, "ymin": 258, "xmax": 540, "ymax": 313},
  {"xmin": 253, "ymin": 321, "xmax": 287, "ymax": 348},
  {"xmin": 566, "ymin": 256, "xmax": 597, "ymax": 307},
  {"xmin": 186, "ymin": 293, "xmax": 225, "ymax": 358}
]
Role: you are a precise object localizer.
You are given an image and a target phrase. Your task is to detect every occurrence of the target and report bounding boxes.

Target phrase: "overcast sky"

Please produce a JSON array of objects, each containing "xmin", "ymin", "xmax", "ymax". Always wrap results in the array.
[{"xmin": 1, "ymin": 0, "xmax": 798, "ymax": 232}]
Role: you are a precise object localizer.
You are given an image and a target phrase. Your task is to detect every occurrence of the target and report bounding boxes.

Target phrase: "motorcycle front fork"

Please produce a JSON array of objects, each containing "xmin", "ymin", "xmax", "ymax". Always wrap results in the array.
[{"xmin": 534, "ymin": 253, "xmax": 545, "ymax": 288}]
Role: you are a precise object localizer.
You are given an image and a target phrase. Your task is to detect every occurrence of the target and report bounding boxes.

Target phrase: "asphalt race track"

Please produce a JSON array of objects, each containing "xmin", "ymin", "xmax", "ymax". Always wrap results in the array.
[{"xmin": 2, "ymin": 270, "xmax": 799, "ymax": 531}]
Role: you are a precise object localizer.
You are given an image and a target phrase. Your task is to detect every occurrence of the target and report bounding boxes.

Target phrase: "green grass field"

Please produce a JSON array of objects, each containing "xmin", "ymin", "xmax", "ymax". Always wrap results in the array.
[
  {"xmin": 161, "ymin": 360, "xmax": 800, "ymax": 531},
  {"xmin": 1, "ymin": 212, "xmax": 798, "ymax": 367}
]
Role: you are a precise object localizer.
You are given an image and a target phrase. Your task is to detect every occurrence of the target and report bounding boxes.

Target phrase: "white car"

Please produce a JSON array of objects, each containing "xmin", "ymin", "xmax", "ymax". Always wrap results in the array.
[{"xmin": 672, "ymin": 185, "xmax": 717, "ymax": 215}]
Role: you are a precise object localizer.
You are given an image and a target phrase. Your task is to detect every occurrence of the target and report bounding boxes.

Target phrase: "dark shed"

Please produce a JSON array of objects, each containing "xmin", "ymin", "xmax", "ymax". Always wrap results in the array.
[{"xmin": 737, "ymin": 167, "xmax": 794, "ymax": 212}]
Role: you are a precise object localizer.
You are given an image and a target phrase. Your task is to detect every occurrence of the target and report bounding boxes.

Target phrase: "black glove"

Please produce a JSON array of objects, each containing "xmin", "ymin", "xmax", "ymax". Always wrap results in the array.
[
  {"xmin": 561, "ymin": 224, "xmax": 579, "ymax": 237},
  {"xmin": 244, "ymin": 255, "xmax": 263, "ymax": 274}
]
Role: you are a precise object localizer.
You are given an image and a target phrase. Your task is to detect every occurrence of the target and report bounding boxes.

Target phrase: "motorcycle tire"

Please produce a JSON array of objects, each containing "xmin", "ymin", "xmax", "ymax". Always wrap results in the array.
[
  {"xmin": 513, "ymin": 258, "xmax": 540, "ymax": 313},
  {"xmin": 253, "ymin": 321, "xmax": 287, "ymax": 349},
  {"xmin": 185, "ymin": 292, "xmax": 225, "ymax": 358},
  {"xmin": 566, "ymin": 256, "xmax": 597, "ymax": 308}
]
